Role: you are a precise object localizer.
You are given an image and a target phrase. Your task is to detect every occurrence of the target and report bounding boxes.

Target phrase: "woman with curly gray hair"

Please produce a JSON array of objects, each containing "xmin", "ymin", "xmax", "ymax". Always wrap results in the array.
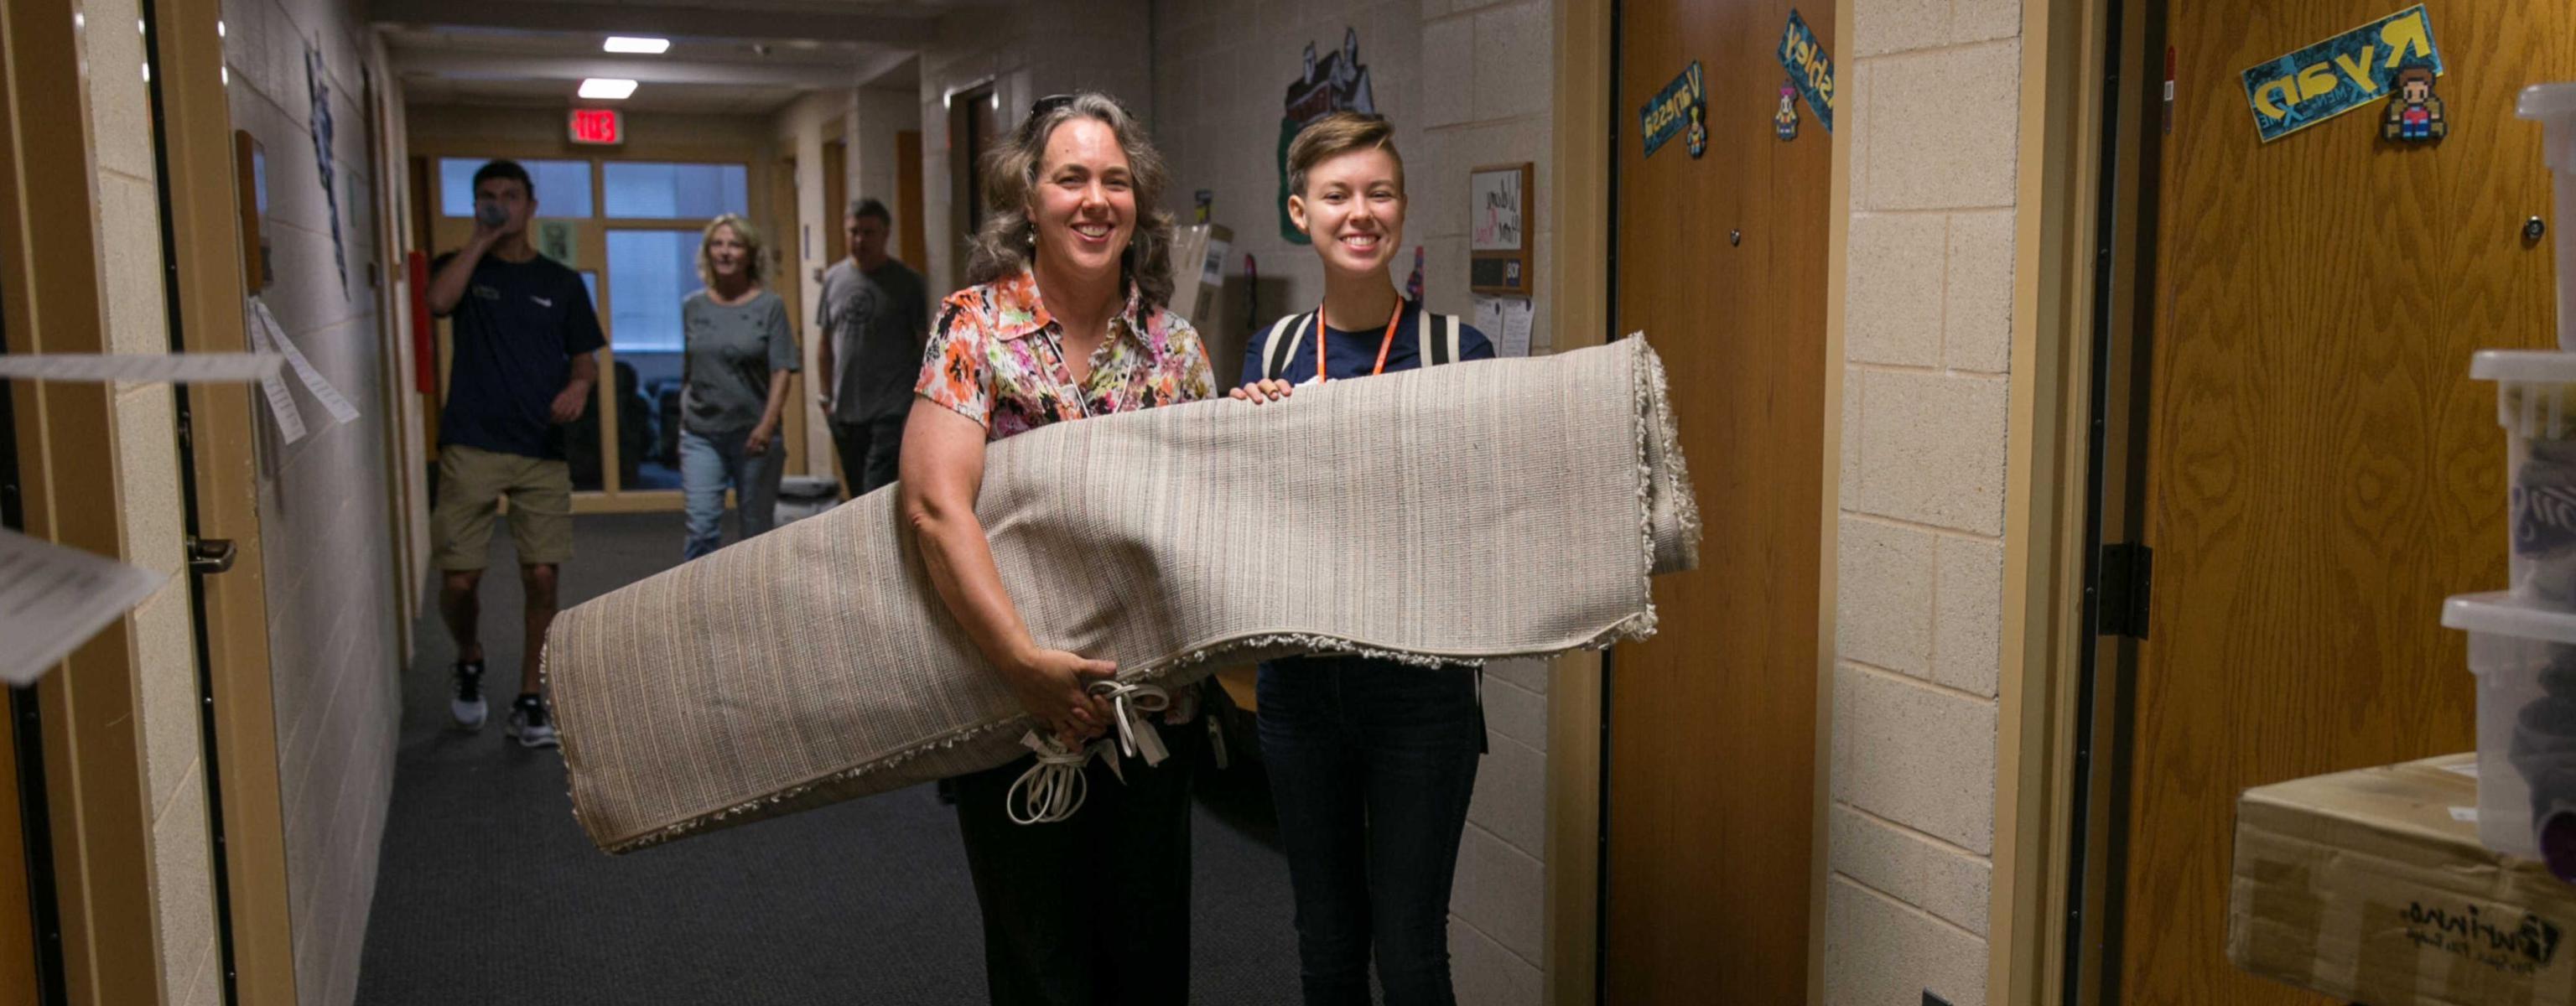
[{"xmin": 898, "ymin": 91, "xmax": 1215, "ymax": 1005}]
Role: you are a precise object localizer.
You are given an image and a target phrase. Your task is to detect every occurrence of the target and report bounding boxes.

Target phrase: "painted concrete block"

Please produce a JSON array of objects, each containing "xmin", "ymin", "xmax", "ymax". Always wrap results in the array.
[
  {"xmin": 1823, "ymin": 875, "xmax": 1988, "ymax": 1006},
  {"xmin": 1451, "ymin": 917, "xmax": 1545, "ymax": 1005},
  {"xmin": 1473, "ymin": 3, "xmax": 1550, "ymax": 122},
  {"xmin": 1852, "ymin": 369, "xmax": 2008, "ymax": 536},
  {"xmin": 1953, "ymin": 0, "xmax": 2023, "ymax": 47},
  {"xmin": 1828, "ymin": 805, "xmax": 1992, "ymax": 936},
  {"xmin": 133, "ymin": 587, "xmax": 201, "ymax": 814},
  {"xmin": 1486, "ymin": 655, "xmax": 1549, "ymax": 697},
  {"xmin": 1831, "ymin": 663, "xmax": 1997, "ymax": 853},
  {"xmin": 1943, "ymin": 210, "xmax": 2015, "ymax": 374},
  {"xmin": 85, "ymin": 0, "xmax": 155, "ymax": 183},
  {"xmin": 1836, "ymin": 516, "xmax": 1934, "ymax": 676},
  {"xmin": 1844, "ymin": 213, "xmax": 1945, "ymax": 367},
  {"xmin": 1422, "ymin": 15, "xmax": 1474, "ymax": 128},
  {"xmin": 150, "ymin": 764, "xmax": 216, "ymax": 988},
  {"xmin": 1840, "ymin": 366, "xmax": 1865, "ymax": 511},
  {"xmin": 1451, "ymin": 822, "xmax": 1545, "ymax": 962},
  {"xmin": 1865, "ymin": 40, "xmax": 2021, "ymax": 212},
  {"xmin": 1483, "ymin": 672, "xmax": 1546, "ymax": 749},
  {"xmin": 1852, "ymin": 0, "xmax": 1952, "ymax": 59},
  {"xmin": 100, "ymin": 176, "xmax": 169, "ymax": 355},
  {"xmin": 1932, "ymin": 535, "xmax": 2004, "ymax": 698},
  {"xmin": 112, "ymin": 387, "xmax": 186, "ymax": 577},
  {"xmin": 1469, "ymin": 732, "xmax": 1546, "ymax": 858}
]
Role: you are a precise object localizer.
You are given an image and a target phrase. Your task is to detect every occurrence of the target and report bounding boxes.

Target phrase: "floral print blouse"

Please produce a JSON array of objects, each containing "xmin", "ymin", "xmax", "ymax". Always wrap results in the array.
[{"xmin": 916, "ymin": 267, "xmax": 1217, "ymax": 442}]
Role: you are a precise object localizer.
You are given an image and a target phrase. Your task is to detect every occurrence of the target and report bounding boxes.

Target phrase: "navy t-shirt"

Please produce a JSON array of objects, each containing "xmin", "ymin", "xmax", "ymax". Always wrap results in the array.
[
  {"xmin": 434, "ymin": 251, "xmax": 606, "ymax": 459},
  {"xmin": 1236, "ymin": 297, "xmax": 1495, "ymax": 386},
  {"xmin": 1239, "ymin": 298, "xmax": 1493, "ymax": 679}
]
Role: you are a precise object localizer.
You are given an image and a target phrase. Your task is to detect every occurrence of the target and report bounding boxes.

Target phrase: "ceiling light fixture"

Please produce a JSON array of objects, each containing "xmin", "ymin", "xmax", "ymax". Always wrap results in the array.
[
  {"xmin": 602, "ymin": 36, "xmax": 669, "ymax": 54},
  {"xmin": 577, "ymin": 78, "xmax": 638, "ymax": 100}
]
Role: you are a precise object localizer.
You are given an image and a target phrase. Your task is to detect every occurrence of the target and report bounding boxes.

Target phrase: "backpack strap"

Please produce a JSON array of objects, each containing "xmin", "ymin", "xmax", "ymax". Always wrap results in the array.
[
  {"xmin": 1259, "ymin": 311, "xmax": 1314, "ymax": 382},
  {"xmin": 1418, "ymin": 308, "xmax": 1461, "ymax": 366}
]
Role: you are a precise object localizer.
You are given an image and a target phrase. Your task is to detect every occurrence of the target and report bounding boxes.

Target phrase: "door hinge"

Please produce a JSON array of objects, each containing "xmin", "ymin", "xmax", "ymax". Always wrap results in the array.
[{"xmin": 2096, "ymin": 542, "xmax": 2153, "ymax": 639}]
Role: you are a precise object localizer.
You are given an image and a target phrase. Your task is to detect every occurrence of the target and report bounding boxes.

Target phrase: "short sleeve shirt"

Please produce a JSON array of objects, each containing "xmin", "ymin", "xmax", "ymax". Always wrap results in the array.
[
  {"xmin": 434, "ymin": 251, "xmax": 607, "ymax": 460},
  {"xmin": 818, "ymin": 258, "xmax": 931, "ymax": 425},
  {"xmin": 680, "ymin": 288, "xmax": 798, "ymax": 433},
  {"xmin": 1236, "ymin": 298, "xmax": 1495, "ymax": 386},
  {"xmin": 915, "ymin": 268, "xmax": 1217, "ymax": 443}
]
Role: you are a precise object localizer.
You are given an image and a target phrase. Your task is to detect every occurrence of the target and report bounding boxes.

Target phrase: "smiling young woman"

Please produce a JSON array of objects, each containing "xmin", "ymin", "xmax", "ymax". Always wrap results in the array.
[{"xmin": 1228, "ymin": 111, "xmax": 1498, "ymax": 1006}]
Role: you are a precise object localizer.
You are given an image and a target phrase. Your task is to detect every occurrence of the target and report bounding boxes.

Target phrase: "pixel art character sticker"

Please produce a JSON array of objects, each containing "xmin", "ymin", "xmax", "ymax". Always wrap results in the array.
[
  {"xmin": 1776, "ymin": 84, "xmax": 1802, "ymax": 140},
  {"xmin": 2382, "ymin": 66, "xmax": 2446, "ymax": 142},
  {"xmin": 2238, "ymin": 4, "xmax": 2443, "ymax": 143},
  {"xmin": 1276, "ymin": 28, "xmax": 1376, "ymax": 244},
  {"xmin": 1639, "ymin": 61, "xmax": 1706, "ymax": 159}
]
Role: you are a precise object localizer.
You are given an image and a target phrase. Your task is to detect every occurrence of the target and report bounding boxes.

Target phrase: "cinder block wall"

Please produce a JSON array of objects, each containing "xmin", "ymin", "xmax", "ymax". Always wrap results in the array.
[
  {"xmin": 80, "ymin": 0, "xmax": 223, "ymax": 1000},
  {"xmin": 1150, "ymin": 1, "xmax": 1558, "ymax": 1002},
  {"xmin": 1826, "ymin": 0, "xmax": 2023, "ymax": 1002},
  {"xmin": 223, "ymin": 0, "xmax": 408, "ymax": 1001}
]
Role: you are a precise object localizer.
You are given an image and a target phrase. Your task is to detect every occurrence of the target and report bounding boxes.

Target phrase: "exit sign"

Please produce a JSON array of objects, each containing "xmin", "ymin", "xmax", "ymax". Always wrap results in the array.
[{"xmin": 569, "ymin": 109, "xmax": 622, "ymax": 145}]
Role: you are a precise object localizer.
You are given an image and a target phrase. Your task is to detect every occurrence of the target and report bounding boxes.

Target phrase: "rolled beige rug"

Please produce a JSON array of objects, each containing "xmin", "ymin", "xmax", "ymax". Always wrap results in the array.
[{"xmin": 545, "ymin": 334, "xmax": 1699, "ymax": 853}]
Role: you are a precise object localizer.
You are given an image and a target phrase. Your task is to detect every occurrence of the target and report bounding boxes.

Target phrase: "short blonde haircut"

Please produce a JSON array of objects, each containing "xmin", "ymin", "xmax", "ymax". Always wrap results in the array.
[
  {"xmin": 696, "ymin": 214, "xmax": 766, "ymax": 286},
  {"xmin": 1286, "ymin": 111, "xmax": 1404, "ymax": 198}
]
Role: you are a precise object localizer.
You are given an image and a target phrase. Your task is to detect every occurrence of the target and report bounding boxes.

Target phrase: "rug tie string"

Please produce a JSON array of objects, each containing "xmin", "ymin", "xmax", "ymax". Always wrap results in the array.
[{"xmin": 1003, "ymin": 681, "xmax": 1171, "ymax": 826}]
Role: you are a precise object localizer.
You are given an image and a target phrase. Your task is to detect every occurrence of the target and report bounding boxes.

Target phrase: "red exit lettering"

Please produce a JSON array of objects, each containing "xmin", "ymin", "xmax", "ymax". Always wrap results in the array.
[{"xmin": 569, "ymin": 109, "xmax": 621, "ymax": 145}]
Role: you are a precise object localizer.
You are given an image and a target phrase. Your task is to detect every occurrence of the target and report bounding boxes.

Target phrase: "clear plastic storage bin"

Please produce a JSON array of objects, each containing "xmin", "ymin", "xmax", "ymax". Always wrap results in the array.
[
  {"xmin": 2518, "ymin": 82, "xmax": 2576, "ymax": 352},
  {"xmin": 2471, "ymin": 351, "xmax": 2576, "ymax": 605},
  {"xmin": 2442, "ymin": 591, "xmax": 2576, "ymax": 859}
]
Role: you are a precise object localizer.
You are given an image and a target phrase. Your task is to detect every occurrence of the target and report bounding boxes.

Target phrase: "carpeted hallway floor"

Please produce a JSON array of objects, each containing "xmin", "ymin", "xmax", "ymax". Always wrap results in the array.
[{"xmin": 354, "ymin": 511, "xmax": 1308, "ymax": 1004}]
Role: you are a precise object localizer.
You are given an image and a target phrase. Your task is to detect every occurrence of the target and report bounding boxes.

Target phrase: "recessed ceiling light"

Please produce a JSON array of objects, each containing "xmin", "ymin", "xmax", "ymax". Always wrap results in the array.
[
  {"xmin": 602, "ymin": 36, "xmax": 669, "ymax": 54},
  {"xmin": 578, "ymin": 78, "xmax": 638, "ymax": 100}
]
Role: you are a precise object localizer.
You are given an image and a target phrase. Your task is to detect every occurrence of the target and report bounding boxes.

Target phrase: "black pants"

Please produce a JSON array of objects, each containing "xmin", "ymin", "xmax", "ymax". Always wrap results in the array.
[
  {"xmin": 951, "ymin": 719, "xmax": 1200, "ymax": 1006},
  {"xmin": 828, "ymin": 414, "xmax": 906, "ymax": 497},
  {"xmin": 1259, "ymin": 661, "xmax": 1483, "ymax": 1006}
]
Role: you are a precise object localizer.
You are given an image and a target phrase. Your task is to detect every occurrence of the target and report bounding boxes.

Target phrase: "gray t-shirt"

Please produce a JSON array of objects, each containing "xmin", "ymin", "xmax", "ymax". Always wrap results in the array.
[
  {"xmin": 681, "ymin": 288, "xmax": 797, "ymax": 433},
  {"xmin": 818, "ymin": 258, "xmax": 931, "ymax": 425}
]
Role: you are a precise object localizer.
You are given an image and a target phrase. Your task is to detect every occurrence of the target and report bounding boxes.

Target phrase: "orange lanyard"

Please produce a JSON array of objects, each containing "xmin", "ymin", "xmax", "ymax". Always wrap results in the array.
[{"xmin": 1314, "ymin": 302, "xmax": 1401, "ymax": 382}]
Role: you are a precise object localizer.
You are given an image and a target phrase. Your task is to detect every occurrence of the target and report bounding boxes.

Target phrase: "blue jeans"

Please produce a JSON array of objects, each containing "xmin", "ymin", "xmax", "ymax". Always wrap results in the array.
[
  {"xmin": 678, "ymin": 426, "xmax": 782, "ymax": 560},
  {"xmin": 1258, "ymin": 659, "xmax": 1484, "ymax": 1006}
]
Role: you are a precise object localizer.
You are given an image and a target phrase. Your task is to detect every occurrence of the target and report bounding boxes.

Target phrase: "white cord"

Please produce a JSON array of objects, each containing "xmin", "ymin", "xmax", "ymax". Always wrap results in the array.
[
  {"xmin": 1091, "ymin": 680, "xmax": 1171, "ymax": 765},
  {"xmin": 1001, "ymin": 680, "xmax": 1174, "ymax": 826},
  {"xmin": 1006, "ymin": 732, "xmax": 1095, "ymax": 826}
]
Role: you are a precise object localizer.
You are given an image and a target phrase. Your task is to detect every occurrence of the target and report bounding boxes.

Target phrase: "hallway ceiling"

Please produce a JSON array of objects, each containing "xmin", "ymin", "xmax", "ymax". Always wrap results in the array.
[{"xmin": 377, "ymin": 0, "xmax": 943, "ymax": 114}]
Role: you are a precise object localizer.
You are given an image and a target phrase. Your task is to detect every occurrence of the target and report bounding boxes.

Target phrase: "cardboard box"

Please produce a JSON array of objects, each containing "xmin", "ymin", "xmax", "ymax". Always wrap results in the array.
[{"xmin": 2231, "ymin": 754, "xmax": 2576, "ymax": 1004}]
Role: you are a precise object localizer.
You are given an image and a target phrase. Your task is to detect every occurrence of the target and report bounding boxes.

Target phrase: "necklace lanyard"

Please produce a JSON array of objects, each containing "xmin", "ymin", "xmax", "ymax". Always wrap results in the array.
[{"xmin": 1314, "ymin": 301, "xmax": 1402, "ymax": 382}]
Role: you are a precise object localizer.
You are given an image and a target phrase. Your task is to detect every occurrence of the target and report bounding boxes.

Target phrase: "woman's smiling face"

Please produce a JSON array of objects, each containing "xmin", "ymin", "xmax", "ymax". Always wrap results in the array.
[
  {"xmin": 1026, "ymin": 117, "xmax": 1136, "ymax": 279},
  {"xmin": 1292, "ymin": 147, "xmax": 1405, "ymax": 279}
]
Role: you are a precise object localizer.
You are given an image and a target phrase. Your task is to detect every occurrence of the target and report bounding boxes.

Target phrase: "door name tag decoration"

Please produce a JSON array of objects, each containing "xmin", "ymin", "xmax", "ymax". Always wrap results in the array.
[
  {"xmin": 245, "ymin": 296, "xmax": 361, "ymax": 443},
  {"xmin": 2238, "ymin": 4, "xmax": 2444, "ymax": 143},
  {"xmin": 1778, "ymin": 9, "xmax": 1836, "ymax": 135},
  {"xmin": 1639, "ymin": 60, "xmax": 1707, "ymax": 159}
]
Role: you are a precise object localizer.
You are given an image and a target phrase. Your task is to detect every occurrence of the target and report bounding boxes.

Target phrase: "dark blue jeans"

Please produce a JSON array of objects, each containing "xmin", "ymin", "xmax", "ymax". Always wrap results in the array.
[{"xmin": 1258, "ymin": 658, "xmax": 1483, "ymax": 1006}]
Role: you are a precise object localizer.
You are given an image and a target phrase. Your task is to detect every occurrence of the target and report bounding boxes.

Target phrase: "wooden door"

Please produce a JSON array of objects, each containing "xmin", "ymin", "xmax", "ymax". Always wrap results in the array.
[
  {"xmin": 897, "ymin": 130, "xmax": 927, "ymax": 271},
  {"xmin": 2116, "ymin": 3, "xmax": 2573, "ymax": 1002},
  {"xmin": 1607, "ymin": 0, "xmax": 1830, "ymax": 1000}
]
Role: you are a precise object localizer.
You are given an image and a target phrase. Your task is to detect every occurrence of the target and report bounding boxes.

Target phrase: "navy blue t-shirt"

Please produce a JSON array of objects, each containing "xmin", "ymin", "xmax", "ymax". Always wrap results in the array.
[
  {"xmin": 1240, "ymin": 298, "xmax": 1493, "ymax": 680},
  {"xmin": 434, "ymin": 251, "xmax": 606, "ymax": 460},
  {"xmin": 1236, "ymin": 297, "xmax": 1494, "ymax": 386}
]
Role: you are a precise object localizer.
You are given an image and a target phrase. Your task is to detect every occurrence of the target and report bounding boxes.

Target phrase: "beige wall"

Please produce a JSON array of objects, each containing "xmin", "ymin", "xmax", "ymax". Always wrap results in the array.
[
  {"xmin": 1151, "ymin": 1, "xmax": 1556, "ymax": 1001},
  {"xmin": 853, "ymin": 86, "xmax": 917, "ymax": 265},
  {"xmin": 917, "ymin": 0, "xmax": 1156, "ymax": 298},
  {"xmin": 1826, "ymin": 0, "xmax": 2024, "ymax": 1002},
  {"xmin": 81, "ymin": 0, "xmax": 223, "ymax": 1001},
  {"xmin": 223, "ymin": 0, "xmax": 411, "ymax": 1001}
]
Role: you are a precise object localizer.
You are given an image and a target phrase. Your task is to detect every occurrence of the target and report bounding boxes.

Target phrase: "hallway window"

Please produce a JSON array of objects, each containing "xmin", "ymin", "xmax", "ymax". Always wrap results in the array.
[
  {"xmin": 604, "ymin": 229, "xmax": 701, "ymax": 353},
  {"xmin": 603, "ymin": 163, "xmax": 746, "ymax": 219},
  {"xmin": 435, "ymin": 158, "xmax": 592, "ymax": 217}
]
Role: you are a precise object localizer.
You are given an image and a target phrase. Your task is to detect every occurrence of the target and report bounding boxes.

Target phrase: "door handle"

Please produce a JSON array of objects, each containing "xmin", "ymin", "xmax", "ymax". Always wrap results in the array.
[{"xmin": 186, "ymin": 537, "xmax": 236, "ymax": 575}]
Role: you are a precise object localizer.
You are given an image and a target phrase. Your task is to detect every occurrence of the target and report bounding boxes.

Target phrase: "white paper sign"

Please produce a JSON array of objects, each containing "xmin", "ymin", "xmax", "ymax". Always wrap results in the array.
[
  {"xmin": 0, "ymin": 528, "xmax": 167, "ymax": 686},
  {"xmin": 0, "ymin": 353, "xmax": 282, "ymax": 384},
  {"xmin": 2443, "ymin": 761, "xmax": 2480, "ymax": 779},
  {"xmin": 1473, "ymin": 295, "xmax": 1534, "ymax": 358},
  {"xmin": 248, "ymin": 298, "xmax": 359, "ymax": 425},
  {"xmin": 2449, "ymin": 806, "xmax": 2480, "ymax": 823},
  {"xmin": 240, "ymin": 308, "xmax": 309, "ymax": 442}
]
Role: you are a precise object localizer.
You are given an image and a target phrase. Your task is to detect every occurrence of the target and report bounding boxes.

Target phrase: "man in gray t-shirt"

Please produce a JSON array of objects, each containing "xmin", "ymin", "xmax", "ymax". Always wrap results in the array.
[{"xmin": 816, "ymin": 198, "xmax": 930, "ymax": 496}]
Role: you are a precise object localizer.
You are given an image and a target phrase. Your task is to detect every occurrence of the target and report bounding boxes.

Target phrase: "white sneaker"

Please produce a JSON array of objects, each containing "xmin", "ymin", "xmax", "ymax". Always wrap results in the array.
[
  {"xmin": 450, "ymin": 661, "xmax": 487, "ymax": 731},
  {"xmin": 506, "ymin": 694, "xmax": 558, "ymax": 749}
]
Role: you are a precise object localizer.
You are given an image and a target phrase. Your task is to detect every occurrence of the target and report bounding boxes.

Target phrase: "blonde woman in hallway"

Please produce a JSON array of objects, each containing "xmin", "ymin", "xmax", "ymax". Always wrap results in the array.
[{"xmin": 678, "ymin": 214, "xmax": 797, "ymax": 560}]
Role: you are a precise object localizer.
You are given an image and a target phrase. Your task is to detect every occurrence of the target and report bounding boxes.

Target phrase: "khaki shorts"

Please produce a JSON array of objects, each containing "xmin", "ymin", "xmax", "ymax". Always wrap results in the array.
[{"xmin": 433, "ymin": 444, "xmax": 574, "ymax": 571}]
